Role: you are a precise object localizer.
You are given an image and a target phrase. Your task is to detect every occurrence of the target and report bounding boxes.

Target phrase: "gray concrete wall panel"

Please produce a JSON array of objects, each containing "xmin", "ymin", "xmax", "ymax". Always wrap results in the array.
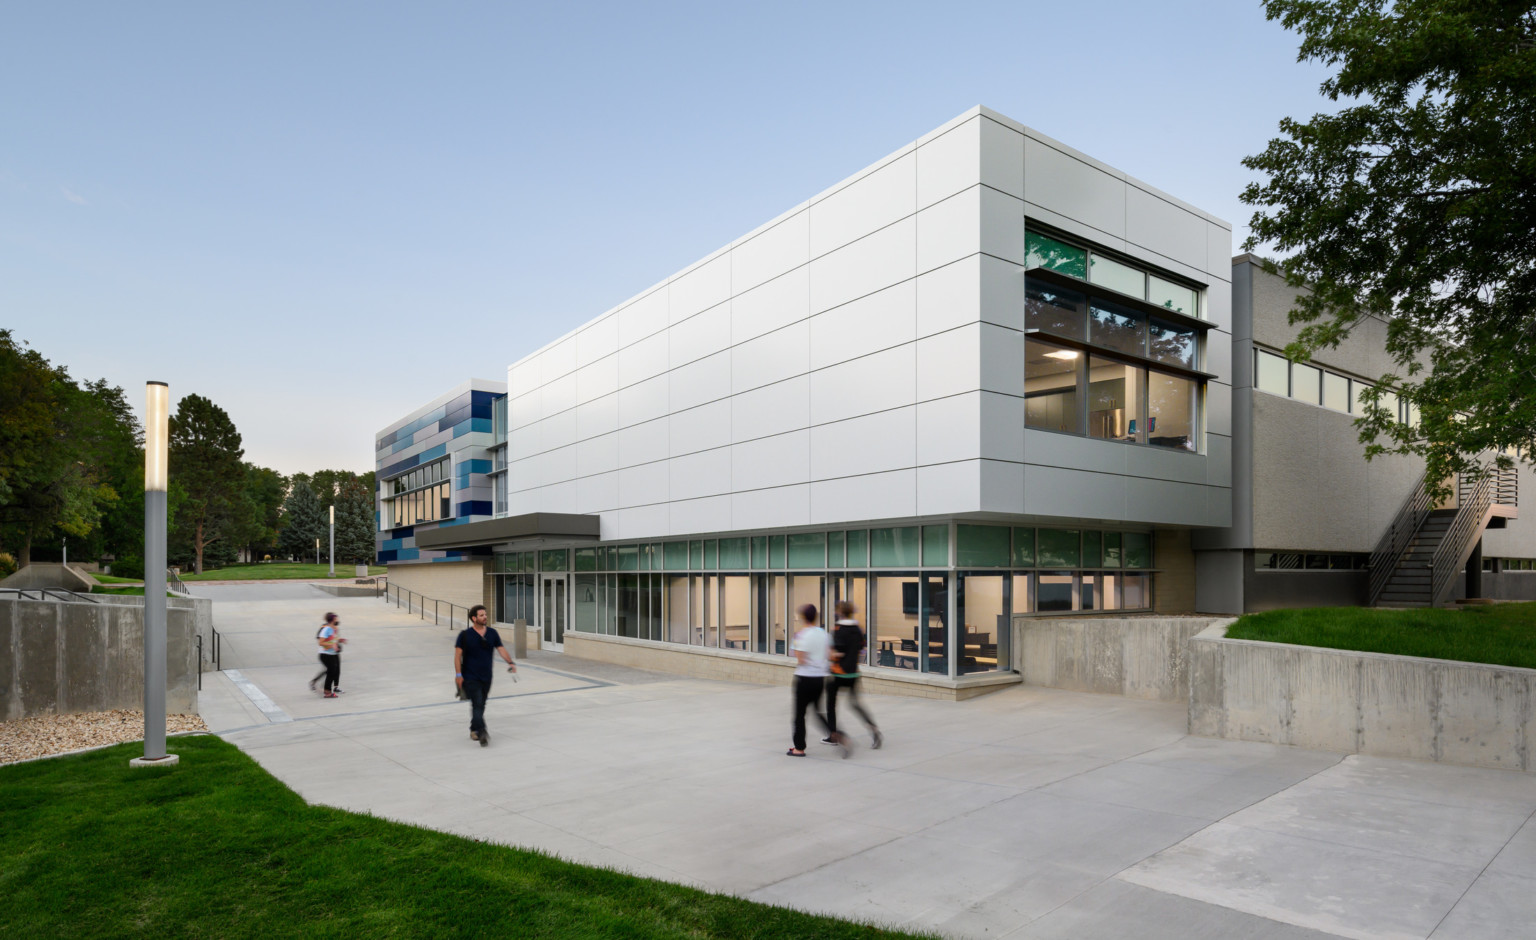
[
  {"xmin": 1193, "ymin": 550, "xmax": 1245, "ymax": 614},
  {"xmin": 1191, "ymin": 628, "xmax": 1536, "ymax": 771},
  {"xmin": 1014, "ymin": 615, "xmax": 1222, "ymax": 702},
  {"xmin": 2, "ymin": 597, "xmax": 197, "ymax": 720}
]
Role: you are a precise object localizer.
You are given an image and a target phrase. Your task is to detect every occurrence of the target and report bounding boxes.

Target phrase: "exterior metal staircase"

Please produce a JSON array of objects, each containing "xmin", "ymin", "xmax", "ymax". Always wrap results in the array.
[{"xmin": 1368, "ymin": 463, "xmax": 1519, "ymax": 607}]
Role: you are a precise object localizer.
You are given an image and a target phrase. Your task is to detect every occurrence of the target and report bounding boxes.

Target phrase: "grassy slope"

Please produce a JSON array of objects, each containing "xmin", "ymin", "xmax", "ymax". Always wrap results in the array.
[
  {"xmin": 0, "ymin": 736, "xmax": 920, "ymax": 939},
  {"xmin": 178, "ymin": 563, "xmax": 387, "ymax": 582},
  {"xmin": 1226, "ymin": 603, "xmax": 1536, "ymax": 669}
]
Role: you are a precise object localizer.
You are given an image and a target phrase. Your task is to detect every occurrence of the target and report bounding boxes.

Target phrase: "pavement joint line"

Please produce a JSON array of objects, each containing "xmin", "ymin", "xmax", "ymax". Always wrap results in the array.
[
  {"xmin": 223, "ymin": 669, "xmax": 293, "ymax": 724},
  {"xmin": 1426, "ymin": 802, "xmax": 1536, "ymax": 939},
  {"xmin": 213, "ymin": 675, "xmax": 614, "ymax": 736}
]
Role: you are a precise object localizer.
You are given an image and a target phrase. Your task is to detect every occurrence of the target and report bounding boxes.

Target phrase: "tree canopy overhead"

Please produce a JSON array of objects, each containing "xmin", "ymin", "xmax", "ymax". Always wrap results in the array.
[{"xmin": 1242, "ymin": 1, "xmax": 1536, "ymax": 488}]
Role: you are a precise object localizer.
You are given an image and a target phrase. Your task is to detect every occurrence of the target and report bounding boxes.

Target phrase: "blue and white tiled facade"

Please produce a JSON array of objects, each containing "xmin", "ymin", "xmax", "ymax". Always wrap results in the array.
[{"xmin": 374, "ymin": 379, "xmax": 506, "ymax": 565}]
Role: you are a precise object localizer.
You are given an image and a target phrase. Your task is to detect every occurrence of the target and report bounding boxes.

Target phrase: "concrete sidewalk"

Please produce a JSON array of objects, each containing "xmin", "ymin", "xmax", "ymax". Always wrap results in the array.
[{"xmin": 196, "ymin": 584, "xmax": 1536, "ymax": 939}]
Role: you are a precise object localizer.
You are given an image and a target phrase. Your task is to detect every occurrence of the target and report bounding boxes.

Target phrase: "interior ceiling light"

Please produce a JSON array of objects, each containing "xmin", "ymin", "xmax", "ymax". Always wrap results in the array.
[{"xmin": 1044, "ymin": 349, "xmax": 1080, "ymax": 360}]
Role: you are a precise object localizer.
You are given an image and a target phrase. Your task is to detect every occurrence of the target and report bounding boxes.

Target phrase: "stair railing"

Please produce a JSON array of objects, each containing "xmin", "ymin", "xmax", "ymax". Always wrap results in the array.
[
  {"xmin": 1429, "ymin": 467, "xmax": 1498, "ymax": 606},
  {"xmin": 1368, "ymin": 471, "xmax": 1432, "ymax": 606}
]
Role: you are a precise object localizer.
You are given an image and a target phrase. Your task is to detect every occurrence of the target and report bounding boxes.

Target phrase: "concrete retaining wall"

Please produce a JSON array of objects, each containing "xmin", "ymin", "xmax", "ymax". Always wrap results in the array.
[
  {"xmin": 0, "ymin": 596, "xmax": 200, "ymax": 719},
  {"xmin": 1189, "ymin": 624, "xmax": 1536, "ymax": 772},
  {"xmin": 1014, "ymin": 616, "xmax": 1228, "ymax": 703},
  {"xmin": 564, "ymin": 632, "xmax": 1020, "ymax": 701}
]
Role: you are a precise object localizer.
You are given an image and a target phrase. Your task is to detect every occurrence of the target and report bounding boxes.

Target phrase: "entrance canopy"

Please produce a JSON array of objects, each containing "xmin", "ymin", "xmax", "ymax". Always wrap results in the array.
[{"xmin": 412, "ymin": 512, "xmax": 600, "ymax": 551}]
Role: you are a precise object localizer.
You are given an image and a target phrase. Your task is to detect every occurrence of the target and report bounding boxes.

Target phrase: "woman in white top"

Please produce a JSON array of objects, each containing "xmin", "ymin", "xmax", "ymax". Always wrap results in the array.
[
  {"xmin": 311, "ymin": 612, "xmax": 346, "ymax": 698},
  {"xmin": 788, "ymin": 603, "xmax": 848, "ymax": 757}
]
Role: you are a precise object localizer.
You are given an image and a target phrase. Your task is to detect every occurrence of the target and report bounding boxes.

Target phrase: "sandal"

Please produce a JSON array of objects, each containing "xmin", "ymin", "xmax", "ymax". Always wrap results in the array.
[{"xmin": 785, "ymin": 749, "xmax": 806, "ymax": 757}]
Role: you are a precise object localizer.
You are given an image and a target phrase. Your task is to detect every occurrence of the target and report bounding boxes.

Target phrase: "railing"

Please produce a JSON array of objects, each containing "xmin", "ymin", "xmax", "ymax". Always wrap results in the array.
[
  {"xmin": 1368, "ymin": 471, "xmax": 1432, "ymax": 606},
  {"xmin": 0, "ymin": 587, "xmax": 100, "ymax": 603},
  {"xmin": 196, "ymin": 627, "xmax": 223, "ymax": 689},
  {"xmin": 1428, "ymin": 464, "xmax": 1518, "ymax": 606},
  {"xmin": 1494, "ymin": 463, "xmax": 1520, "ymax": 508},
  {"xmin": 167, "ymin": 569, "xmax": 190, "ymax": 594},
  {"xmin": 382, "ymin": 582, "xmax": 473, "ymax": 631}
]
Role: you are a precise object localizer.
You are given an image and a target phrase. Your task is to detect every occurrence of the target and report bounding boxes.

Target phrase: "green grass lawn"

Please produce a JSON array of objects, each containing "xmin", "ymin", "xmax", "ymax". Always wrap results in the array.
[
  {"xmin": 178, "ymin": 563, "xmax": 387, "ymax": 581},
  {"xmin": 89, "ymin": 586, "xmax": 177, "ymax": 597},
  {"xmin": 92, "ymin": 573, "xmax": 144, "ymax": 584},
  {"xmin": 1226, "ymin": 603, "xmax": 1536, "ymax": 669},
  {"xmin": 1, "ymin": 736, "xmax": 922, "ymax": 939}
]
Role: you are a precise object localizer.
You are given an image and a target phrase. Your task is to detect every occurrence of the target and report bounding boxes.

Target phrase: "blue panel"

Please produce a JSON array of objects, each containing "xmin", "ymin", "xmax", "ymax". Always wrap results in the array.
[
  {"xmin": 378, "ymin": 549, "xmax": 398, "ymax": 563},
  {"xmin": 391, "ymin": 525, "xmax": 414, "ymax": 539},
  {"xmin": 435, "ymin": 516, "xmax": 470, "ymax": 527},
  {"xmin": 397, "ymin": 547, "xmax": 420, "ymax": 561},
  {"xmin": 471, "ymin": 390, "xmax": 500, "ymax": 408},
  {"xmin": 470, "ymin": 401, "xmax": 493, "ymax": 420},
  {"xmin": 418, "ymin": 443, "xmax": 447, "ymax": 462},
  {"xmin": 456, "ymin": 500, "xmax": 493, "ymax": 518},
  {"xmin": 451, "ymin": 417, "xmax": 493, "ymax": 438},
  {"xmin": 381, "ymin": 538, "xmax": 402, "ymax": 551},
  {"xmin": 380, "ymin": 454, "xmax": 420, "ymax": 479}
]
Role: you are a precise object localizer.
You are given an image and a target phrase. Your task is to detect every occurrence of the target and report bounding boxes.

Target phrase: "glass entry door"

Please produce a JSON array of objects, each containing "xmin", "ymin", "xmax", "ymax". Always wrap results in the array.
[{"xmin": 540, "ymin": 575, "xmax": 567, "ymax": 649}]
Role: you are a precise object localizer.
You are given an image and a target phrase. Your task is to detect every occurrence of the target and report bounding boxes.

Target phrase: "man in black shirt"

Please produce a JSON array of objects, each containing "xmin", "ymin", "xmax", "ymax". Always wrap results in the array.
[
  {"xmin": 454, "ymin": 604, "xmax": 516, "ymax": 747},
  {"xmin": 826, "ymin": 600, "xmax": 882, "ymax": 750}
]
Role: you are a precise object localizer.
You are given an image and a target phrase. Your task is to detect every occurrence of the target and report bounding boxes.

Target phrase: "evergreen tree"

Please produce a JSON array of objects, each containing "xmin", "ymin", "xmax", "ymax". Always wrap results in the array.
[
  {"xmin": 333, "ymin": 481, "xmax": 377, "ymax": 565},
  {"xmin": 278, "ymin": 480, "xmax": 325, "ymax": 562},
  {"xmin": 169, "ymin": 393, "xmax": 247, "ymax": 574}
]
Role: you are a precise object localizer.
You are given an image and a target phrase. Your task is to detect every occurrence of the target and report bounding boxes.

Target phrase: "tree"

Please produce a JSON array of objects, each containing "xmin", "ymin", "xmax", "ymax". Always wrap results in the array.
[
  {"xmin": 1242, "ymin": 1, "xmax": 1536, "ymax": 495},
  {"xmin": 169, "ymin": 393, "xmax": 247, "ymax": 574},
  {"xmin": 333, "ymin": 480, "xmax": 377, "ymax": 565},
  {"xmin": 236, "ymin": 464, "xmax": 287, "ymax": 562},
  {"xmin": 0, "ymin": 332, "xmax": 130, "ymax": 565},
  {"xmin": 278, "ymin": 480, "xmax": 325, "ymax": 562}
]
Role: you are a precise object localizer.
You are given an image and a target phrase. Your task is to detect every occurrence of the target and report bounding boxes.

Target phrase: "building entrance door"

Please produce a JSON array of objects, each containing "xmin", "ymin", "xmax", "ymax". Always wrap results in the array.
[{"xmin": 540, "ymin": 575, "xmax": 567, "ymax": 650}]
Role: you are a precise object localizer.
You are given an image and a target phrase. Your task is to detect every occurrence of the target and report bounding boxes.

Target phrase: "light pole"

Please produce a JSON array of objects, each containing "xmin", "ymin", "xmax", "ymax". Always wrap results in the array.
[
  {"xmin": 315, "ymin": 537, "xmax": 320, "ymax": 566},
  {"xmin": 132, "ymin": 381, "xmax": 177, "ymax": 768},
  {"xmin": 328, "ymin": 504, "xmax": 335, "ymax": 577}
]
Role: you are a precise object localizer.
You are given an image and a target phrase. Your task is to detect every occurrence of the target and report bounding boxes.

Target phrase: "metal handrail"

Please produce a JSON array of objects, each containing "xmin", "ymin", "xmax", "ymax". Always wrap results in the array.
[
  {"xmin": 1369, "ymin": 470, "xmax": 1432, "ymax": 605},
  {"xmin": 1430, "ymin": 467, "xmax": 1498, "ymax": 606},
  {"xmin": 167, "ymin": 569, "xmax": 190, "ymax": 594},
  {"xmin": 1494, "ymin": 463, "xmax": 1519, "ymax": 507},
  {"xmin": 382, "ymin": 582, "xmax": 472, "ymax": 631},
  {"xmin": 0, "ymin": 587, "xmax": 100, "ymax": 603}
]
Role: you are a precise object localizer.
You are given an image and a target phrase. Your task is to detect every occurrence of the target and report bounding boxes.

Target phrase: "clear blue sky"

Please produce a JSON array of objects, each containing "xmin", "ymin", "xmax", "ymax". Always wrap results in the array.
[{"xmin": 2, "ymin": 1, "xmax": 1328, "ymax": 477}]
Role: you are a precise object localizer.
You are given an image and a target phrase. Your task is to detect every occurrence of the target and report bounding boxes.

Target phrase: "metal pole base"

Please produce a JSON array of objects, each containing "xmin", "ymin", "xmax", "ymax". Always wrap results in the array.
[{"xmin": 129, "ymin": 754, "xmax": 181, "ymax": 768}]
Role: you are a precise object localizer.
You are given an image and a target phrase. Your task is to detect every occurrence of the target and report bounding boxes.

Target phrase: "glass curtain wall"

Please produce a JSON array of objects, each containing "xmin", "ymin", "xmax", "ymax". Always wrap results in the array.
[{"xmin": 542, "ymin": 523, "xmax": 1156, "ymax": 678}]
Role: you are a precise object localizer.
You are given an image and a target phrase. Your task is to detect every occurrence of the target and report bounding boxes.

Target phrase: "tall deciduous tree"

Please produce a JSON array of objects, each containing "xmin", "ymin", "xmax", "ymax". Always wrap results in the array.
[
  {"xmin": 169, "ymin": 393, "xmax": 246, "ymax": 574},
  {"xmin": 278, "ymin": 480, "xmax": 325, "ymax": 562},
  {"xmin": 1242, "ymin": 1, "xmax": 1536, "ymax": 493},
  {"xmin": 0, "ymin": 332, "xmax": 132, "ymax": 565}
]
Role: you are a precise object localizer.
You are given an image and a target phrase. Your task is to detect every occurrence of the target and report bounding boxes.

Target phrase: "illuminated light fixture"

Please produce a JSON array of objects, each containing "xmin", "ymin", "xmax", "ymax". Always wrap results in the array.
[
  {"xmin": 1044, "ymin": 349, "xmax": 1080, "ymax": 360},
  {"xmin": 133, "ymin": 381, "xmax": 177, "ymax": 768}
]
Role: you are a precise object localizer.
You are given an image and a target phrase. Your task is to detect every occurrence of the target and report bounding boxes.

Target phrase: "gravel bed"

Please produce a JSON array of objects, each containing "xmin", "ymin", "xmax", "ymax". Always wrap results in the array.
[{"xmin": 0, "ymin": 710, "xmax": 208, "ymax": 764}]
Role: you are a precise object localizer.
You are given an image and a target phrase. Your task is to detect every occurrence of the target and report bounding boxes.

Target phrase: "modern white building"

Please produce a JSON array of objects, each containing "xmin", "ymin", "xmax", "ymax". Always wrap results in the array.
[{"xmin": 378, "ymin": 106, "xmax": 1237, "ymax": 695}]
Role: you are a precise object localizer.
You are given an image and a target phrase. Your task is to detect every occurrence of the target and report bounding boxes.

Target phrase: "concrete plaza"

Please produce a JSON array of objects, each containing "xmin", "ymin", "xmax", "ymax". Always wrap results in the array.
[{"xmin": 197, "ymin": 583, "xmax": 1536, "ymax": 939}]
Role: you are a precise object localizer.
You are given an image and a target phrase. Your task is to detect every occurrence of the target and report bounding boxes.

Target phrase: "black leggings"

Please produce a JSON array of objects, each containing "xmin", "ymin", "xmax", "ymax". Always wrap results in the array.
[
  {"xmin": 827, "ymin": 675, "xmax": 877, "ymax": 736},
  {"xmin": 318, "ymin": 652, "xmax": 340, "ymax": 692}
]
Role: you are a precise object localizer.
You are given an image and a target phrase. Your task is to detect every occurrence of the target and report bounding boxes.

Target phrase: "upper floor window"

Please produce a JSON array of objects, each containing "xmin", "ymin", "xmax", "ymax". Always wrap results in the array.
[
  {"xmin": 1024, "ymin": 228, "xmax": 1207, "ymax": 454},
  {"xmin": 1026, "ymin": 230, "xmax": 1201, "ymax": 317}
]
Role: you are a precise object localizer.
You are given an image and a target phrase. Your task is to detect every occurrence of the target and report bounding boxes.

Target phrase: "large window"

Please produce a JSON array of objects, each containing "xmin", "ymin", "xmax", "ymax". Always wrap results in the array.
[
  {"xmin": 1025, "ymin": 230, "xmax": 1205, "ymax": 453},
  {"xmin": 1030, "ymin": 338, "xmax": 1197, "ymax": 451},
  {"xmin": 386, "ymin": 457, "xmax": 452, "ymax": 527}
]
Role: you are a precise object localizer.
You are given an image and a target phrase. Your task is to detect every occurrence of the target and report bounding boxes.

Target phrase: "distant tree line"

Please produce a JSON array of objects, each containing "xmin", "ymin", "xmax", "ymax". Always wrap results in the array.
[{"xmin": 0, "ymin": 330, "xmax": 376, "ymax": 577}]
